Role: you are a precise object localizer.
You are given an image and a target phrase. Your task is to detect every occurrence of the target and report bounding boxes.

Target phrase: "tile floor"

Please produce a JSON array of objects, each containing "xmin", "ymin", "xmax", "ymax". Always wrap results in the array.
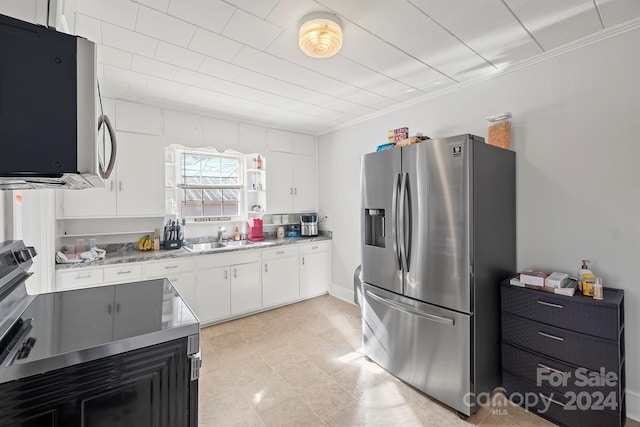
[{"xmin": 198, "ymin": 295, "xmax": 636, "ymax": 426}]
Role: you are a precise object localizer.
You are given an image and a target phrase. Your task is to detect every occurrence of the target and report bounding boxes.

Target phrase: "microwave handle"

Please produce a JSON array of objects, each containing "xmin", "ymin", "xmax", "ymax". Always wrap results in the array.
[{"xmin": 98, "ymin": 113, "xmax": 117, "ymax": 179}]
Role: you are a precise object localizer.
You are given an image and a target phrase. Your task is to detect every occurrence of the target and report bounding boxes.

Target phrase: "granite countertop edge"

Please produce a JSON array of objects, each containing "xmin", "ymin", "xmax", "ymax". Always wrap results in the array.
[{"xmin": 56, "ymin": 235, "xmax": 332, "ymax": 270}]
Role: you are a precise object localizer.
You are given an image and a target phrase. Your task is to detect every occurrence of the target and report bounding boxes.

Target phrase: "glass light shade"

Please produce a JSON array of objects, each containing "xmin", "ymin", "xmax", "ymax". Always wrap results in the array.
[{"xmin": 299, "ymin": 15, "xmax": 343, "ymax": 58}]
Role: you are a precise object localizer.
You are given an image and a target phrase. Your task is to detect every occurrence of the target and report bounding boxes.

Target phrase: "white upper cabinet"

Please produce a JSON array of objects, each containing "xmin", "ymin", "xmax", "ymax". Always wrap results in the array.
[
  {"xmin": 267, "ymin": 151, "xmax": 316, "ymax": 213},
  {"xmin": 115, "ymin": 101, "xmax": 162, "ymax": 135},
  {"xmin": 164, "ymin": 109, "xmax": 202, "ymax": 141},
  {"xmin": 61, "ymin": 132, "xmax": 164, "ymax": 218}
]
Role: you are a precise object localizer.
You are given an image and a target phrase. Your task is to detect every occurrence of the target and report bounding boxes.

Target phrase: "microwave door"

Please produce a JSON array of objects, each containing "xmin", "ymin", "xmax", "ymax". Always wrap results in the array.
[{"xmin": 361, "ymin": 148, "xmax": 403, "ymax": 295}]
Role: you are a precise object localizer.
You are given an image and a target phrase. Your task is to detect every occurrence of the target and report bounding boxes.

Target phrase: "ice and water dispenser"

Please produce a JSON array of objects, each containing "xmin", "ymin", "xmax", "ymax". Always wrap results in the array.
[{"xmin": 364, "ymin": 209, "xmax": 385, "ymax": 248}]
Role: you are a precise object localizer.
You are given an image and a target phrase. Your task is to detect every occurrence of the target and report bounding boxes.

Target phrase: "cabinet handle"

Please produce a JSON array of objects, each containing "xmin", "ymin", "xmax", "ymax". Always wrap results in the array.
[
  {"xmin": 311, "ymin": 246, "xmax": 319, "ymax": 249},
  {"xmin": 116, "ymin": 303, "xmax": 120, "ymax": 313},
  {"xmin": 119, "ymin": 181, "xmax": 123, "ymax": 191},
  {"xmin": 537, "ymin": 300, "xmax": 563, "ymax": 309},
  {"xmin": 110, "ymin": 181, "xmax": 114, "ymax": 192},
  {"xmin": 290, "ymin": 187, "xmax": 293, "ymax": 195},
  {"xmin": 264, "ymin": 264, "xmax": 268, "ymax": 273},
  {"xmin": 302, "ymin": 257, "xmax": 305, "ymax": 265},
  {"xmin": 117, "ymin": 270, "xmax": 132, "ymax": 275},
  {"xmin": 538, "ymin": 331, "xmax": 564, "ymax": 341},
  {"xmin": 539, "ymin": 393, "xmax": 565, "ymax": 408},
  {"xmin": 224, "ymin": 270, "xmax": 228, "ymax": 279},
  {"xmin": 537, "ymin": 363, "xmax": 565, "ymax": 375},
  {"xmin": 233, "ymin": 268, "xmax": 237, "ymax": 278},
  {"xmin": 164, "ymin": 265, "xmax": 178, "ymax": 269},
  {"xmin": 277, "ymin": 250, "xmax": 285, "ymax": 255},
  {"xmin": 294, "ymin": 187, "xmax": 297, "ymax": 195},
  {"xmin": 107, "ymin": 304, "xmax": 112, "ymax": 314},
  {"xmin": 76, "ymin": 274, "xmax": 91, "ymax": 280}
]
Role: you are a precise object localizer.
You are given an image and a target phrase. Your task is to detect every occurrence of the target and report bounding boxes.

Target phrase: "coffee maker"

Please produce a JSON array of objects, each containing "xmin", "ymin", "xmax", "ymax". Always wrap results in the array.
[{"xmin": 300, "ymin": 214, "xmax": 318, "ymax": 237}]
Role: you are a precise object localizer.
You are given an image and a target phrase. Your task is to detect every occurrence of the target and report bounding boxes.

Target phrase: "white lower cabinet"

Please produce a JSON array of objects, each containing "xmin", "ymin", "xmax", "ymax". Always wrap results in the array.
[
  {"xmin": 230, "ymin": 260, "xmax": 261, "ymax": 315},
  {"xmin": 299, "ymin": 241, "xmax": 331, "ymax": 298},
  {"xmin": 262, "ymin": 246, "xmax": 299, "ymax": 307},
  {"xmin": 195, "ymin": 264, "xmax": 231, "ymax": 324},
  {"xmin": 145, "ymin": 258, "xmax": 196, "ymax": 313}
]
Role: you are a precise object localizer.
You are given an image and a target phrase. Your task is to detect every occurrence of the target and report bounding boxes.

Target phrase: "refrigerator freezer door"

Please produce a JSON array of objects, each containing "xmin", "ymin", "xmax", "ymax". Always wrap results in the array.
[
  {"xmin": 361, "ymin": 149, "xmax": 403, "ymax": 295},
  {"xmin": 362, "ymin": 284, "xmax": 473, "ymax": 415},
  {"xmin": 402, "ymin": 136, "xmax": 472, "ymax": 313}
]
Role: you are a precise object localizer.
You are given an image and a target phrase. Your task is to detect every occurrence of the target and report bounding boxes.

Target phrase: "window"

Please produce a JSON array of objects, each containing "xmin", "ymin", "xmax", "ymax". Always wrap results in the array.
[{"xmin": 176, "ymin": 149, "xmax": 243, "ymax": 218}]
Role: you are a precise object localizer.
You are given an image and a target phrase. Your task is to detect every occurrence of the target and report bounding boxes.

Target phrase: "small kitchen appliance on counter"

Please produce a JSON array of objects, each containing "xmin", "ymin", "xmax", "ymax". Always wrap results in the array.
[
  {"xmin": 300, "ymin": 214, "xmax": 318, "ymax": 236},
  {"xmin": 0, "ymin": 240, "xmax": 200, "ymax": 426},
  {"xmin": 248, "ymin": 218, "xmax": 264, "ymax": 241}
]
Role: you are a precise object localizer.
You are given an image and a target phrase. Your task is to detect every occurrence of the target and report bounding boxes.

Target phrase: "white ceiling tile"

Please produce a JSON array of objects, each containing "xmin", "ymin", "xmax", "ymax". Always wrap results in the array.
[
  {"xmin": 174, "ymin": 68, "xmax": 217, "ymax": 89},
  {"xmin": 103, "ymin": 64, "xmax": 149, "ymax": 86},
  {"xmin": 595, "ymin": 0, "xmax": 640, "ymax": 27},
  {"xmin": 231, "ymin": 46, "xmax": 284, "ymax": 75},
  {"xmin": 155, "ymin": 41, "xmax": 204, "ymax": 70},
  {"xmin": 184, "ymin": 86, "xmax": 220, "ymax": 102},
  {"xmin": 504, "ymin": 0, "xmax": 603, "ymax": 50},
  {"xmin": 266, "ymin": 0, "xmax": 331, "ymax": 29},
  {"xmin": 188, "ymin": 28, "xmax": 244, "ymax": 62},
  {"xmin": 135, "ymin": 5, "xmax": 197, "ymax": 47},
  {"xmin": 224, "ymin": 0, "xmax": 280, "ymax": 19},
  {"xmin": 97, "ymin": 45, "xmax": 132, "ymax": 69},
  {"xmin": 221, "ymin": 9, "xmax": 283, "ymax": 50},
  {"xmin": 101, "ymin": 22, "xmax": 158, "ymax": 57},
  {"xmin": 74, "ymin": 13, "xmax": 101, "ymax": 43},
  {"xmin": 75, "ymin": 0, "xmax": 138, "ymax": 29},
  {"xmin": 167, "ymin": 0, "xmax": 235, "ymax": 33},
  {"xmin": 132, "ymin": 55, "xmax": 178, "ymax": 79},
  {"xmin": 211, "ymin": 80, "xmax": 305, "ymax": 110},
  {"xmin": 147, "ymin": 76, "xmax": 187, "ymax": 94},
  {"xmin": 135, "ymin": 0, "xmax": 171, "ymax": 13},
  {"xmin": 99, "ymin": 77, "xmax": 129, "ymax": 97},
  {"xmin": 198, "ymin": 57, "xmax": 245, "ymax": 81}
]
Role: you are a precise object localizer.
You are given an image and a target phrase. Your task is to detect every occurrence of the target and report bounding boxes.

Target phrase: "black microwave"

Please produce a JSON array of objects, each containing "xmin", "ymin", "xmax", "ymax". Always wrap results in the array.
[{"xmin": 0, "ymin": 13, "xmax": 116, "ymax": 189}]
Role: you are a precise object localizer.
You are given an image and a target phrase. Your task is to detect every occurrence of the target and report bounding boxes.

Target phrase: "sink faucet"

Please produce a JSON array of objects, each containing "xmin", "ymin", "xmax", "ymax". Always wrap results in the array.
[{"xmin": 217, "ymin": 226, "xmax": 226, "ymax": 243}]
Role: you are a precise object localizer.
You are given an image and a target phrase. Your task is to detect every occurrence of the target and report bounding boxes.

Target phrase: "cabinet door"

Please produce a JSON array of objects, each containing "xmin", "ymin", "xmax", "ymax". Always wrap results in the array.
[
  {"xmin": 61, "ymin": 173, "xmax": 117, "ymax": 217},
  {"xmin": 230, "ymin": 261, "xmax": 261, "ymax": 315},
  {"xmin": 113, "ymin": 282, "xmax": 164, "ymax": 340},
  {"xmin": 166, "ymin": 272, "xmax": 196, "ymax": 312},
  {"xmin": 262, "ymin": 256, "xmax": 299, "ymax": 307},
  {"xmin": 116, "ymin": 132, "xmax": 164, "ymax": 216},
  {"xmin": 266, "ymin": 151, "xmax": 293, "ymax": 213},
  {"xmin": 292, "ymin": 153, "xmax": 316, "ymax": 212},
  {"xmin": 300, "ymin": 250, "xmax": 330, "ymax": 298},
  {"xmin": 196, "ymin": 267, "xmax": 231, "ymax": 323}
]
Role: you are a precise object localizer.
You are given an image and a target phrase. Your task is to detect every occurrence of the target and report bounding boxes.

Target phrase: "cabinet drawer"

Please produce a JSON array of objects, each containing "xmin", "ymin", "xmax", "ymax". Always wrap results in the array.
[
  {"xmin": 298, "ymin": 241, "xmax": 329, "ymax": 255},
  {"xmin": 502, "ymin": 313, "xmax": 620, "ymax": 373},
  {"xmin": 196, "ymin": 251, "xmax": 261, "ymax": 270},
  {"xmin": 57, "ymin": 268, "xmax": 104, "ymax": 290},
  {"xmin": 104, "ymin": 263, "xmax": 143, "ymax": 284},
  {"xmin": 503, "ymin": 370, "xmax": 623, "ymax": 427},
  {"xmin": 262, "ymin": 245, "xmax": 298, "ymax": 260},
  {"xmin": 146, "ymin": 258, "xmax": 194, "ymax": 278},
  {"xmin": 502, "ymin": 342, "xmax": 620, "ymax": 397},
  {"xmin": 501, "ymin": 284, "xmax": 621, "ymax": 340}
]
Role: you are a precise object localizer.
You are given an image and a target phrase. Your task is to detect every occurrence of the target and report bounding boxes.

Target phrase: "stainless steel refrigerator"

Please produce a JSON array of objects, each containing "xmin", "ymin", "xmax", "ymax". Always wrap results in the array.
[{"xmin": 360, "ymin": 134, "xmax": 515, "ymax": 417}]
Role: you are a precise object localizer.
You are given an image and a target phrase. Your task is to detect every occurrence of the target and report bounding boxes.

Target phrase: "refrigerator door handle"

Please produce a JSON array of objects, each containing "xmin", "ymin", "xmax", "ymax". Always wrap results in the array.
[
  {"xmin": 365, "ymin": 290, "xmax": 455, "ymax": 325},
  {"xmin": 403, "ymin": 173, "xmax": 412, "ymax": 271},
  {"xmin": 399, "ymin": 173, "xmax": 410, "ymax": 272},
  {"xmin": 391, "ymin": 173, "xmax": 401, "ymax": 270}
]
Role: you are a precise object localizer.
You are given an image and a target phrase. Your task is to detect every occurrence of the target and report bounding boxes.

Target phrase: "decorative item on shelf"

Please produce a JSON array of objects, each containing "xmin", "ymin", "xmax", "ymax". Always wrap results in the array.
[{"xmin": 299, "ymin": 12, "xmax": 343, "ymax": 58}]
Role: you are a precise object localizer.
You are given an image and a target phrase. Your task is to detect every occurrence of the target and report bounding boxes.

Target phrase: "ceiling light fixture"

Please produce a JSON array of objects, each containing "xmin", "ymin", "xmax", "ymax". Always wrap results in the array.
[{"xmin": 298, "ymin": 12, "xmax": 343, "ymax": 59}]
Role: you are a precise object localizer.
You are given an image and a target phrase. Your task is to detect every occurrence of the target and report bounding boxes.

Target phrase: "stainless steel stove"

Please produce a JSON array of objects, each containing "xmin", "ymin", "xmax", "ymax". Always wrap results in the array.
[{"xmin": 0, "ymin": 240, "xmax": 200, "ymax": 426}]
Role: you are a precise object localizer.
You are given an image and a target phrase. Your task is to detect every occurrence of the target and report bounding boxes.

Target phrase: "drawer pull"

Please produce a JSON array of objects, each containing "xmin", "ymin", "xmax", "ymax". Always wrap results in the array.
[
  {"xmin": 539, "ymin": 393, "xmax": 565, "ymax": 408},
  {"xmin": 538, "ymin": 331, "xmax": 564, "ymax": 341},
  {"xmin": 76, "ymin": 274, "xmax": 91, "ymax": 280},
  {"xmin": 277, "ymin": 250, "xmax": 285, "ymax": 255},
  {"xmin": 164, "ymin": 265, "xmax": 179, "ymax": 269},
  {"xmin": 312, "ymin": 246, "xmax": 319, "ymax": 249},
  {"xmin": 117, "ymin": 270, "xmax": 133, "ymax": 275},
  {"xmin": 537, "ymin": 300, "xmax": 563, "ymax": 309},
  {"xmin": 537, "ymin": 363, "xmax": 565, "ymax": 375}
]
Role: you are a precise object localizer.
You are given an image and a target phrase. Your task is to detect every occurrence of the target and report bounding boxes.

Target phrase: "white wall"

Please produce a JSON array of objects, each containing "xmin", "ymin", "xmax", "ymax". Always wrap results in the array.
[{"xmin": 318, "ymin": 27, "xmax": 640, "ymax": 419}]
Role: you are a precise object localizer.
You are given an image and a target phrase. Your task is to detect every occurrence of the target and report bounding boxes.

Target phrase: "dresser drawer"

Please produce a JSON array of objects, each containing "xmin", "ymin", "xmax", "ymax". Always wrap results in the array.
[
  {"xmin": 502, "ymin": 313, "xmax": 620, "ymax": 373},
  {"xmin": 501, "ymin": 284, "xmax": 621, "ymax": 339},
  {"xmin": 103, "ymin": 263, "xmax": 144, "ymax": 284},
  {"xmin": 502, "ymin": 342, "xmax": 621, "ymax": 397},
  {"xmin": 503, "ymin": 370, "xmax": 624, "ymax": 427}
]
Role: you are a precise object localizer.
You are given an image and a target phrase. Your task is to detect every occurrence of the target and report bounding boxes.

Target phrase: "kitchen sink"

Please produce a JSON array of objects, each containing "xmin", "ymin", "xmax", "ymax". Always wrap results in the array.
[
  {"xmin": 224, "ymin": 240, "xmax": 257, "ymax": 247},
  {"xmin": 183, "ymin": 242, "xmax": 227, "ymax": 252}
]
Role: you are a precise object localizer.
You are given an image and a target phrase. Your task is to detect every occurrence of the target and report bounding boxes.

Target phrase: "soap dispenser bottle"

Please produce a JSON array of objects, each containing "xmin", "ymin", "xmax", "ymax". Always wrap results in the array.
[
  {"xmin": 233, "ymin": 226, "xmax": 240, "ymax": 241},
  {"xmin": 578, "ymin": 259, "xmax": 595, "ymax": 296}
]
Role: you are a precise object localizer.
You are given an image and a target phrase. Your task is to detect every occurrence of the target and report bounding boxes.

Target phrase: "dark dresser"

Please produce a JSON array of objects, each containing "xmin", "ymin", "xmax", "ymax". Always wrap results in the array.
[{"xmin": 501, "ymin": 280, "xmax": 625, "ymax": 427}]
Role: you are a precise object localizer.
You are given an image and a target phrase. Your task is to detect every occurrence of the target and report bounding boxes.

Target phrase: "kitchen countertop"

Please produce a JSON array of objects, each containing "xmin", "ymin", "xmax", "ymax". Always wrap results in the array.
[{"xmin": 55, "ymin": 235, "xmax": 332, "ymax": 270}]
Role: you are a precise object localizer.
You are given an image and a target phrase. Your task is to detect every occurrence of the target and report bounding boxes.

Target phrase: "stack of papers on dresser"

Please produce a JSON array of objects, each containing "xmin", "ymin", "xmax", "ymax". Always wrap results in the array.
[{"xmin": 510, "ymin": 270, "xmax": 577, "ymax": 296}]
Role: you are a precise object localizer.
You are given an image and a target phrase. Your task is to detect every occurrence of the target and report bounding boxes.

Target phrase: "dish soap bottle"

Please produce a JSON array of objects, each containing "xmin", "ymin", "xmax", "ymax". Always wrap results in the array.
[
  {"xmin": 578, "ymin": 260, "xmax": 595, "ymax": 296},
  {"xmin": 233, "ymin": 226, "xmax": 240, "ymax": 241}
]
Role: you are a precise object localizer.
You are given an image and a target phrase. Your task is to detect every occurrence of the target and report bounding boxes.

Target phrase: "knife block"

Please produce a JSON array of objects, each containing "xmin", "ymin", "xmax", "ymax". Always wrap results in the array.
[{"xmin": 163, "ymin": 240, "xmax": 182, "ymax": 250}]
